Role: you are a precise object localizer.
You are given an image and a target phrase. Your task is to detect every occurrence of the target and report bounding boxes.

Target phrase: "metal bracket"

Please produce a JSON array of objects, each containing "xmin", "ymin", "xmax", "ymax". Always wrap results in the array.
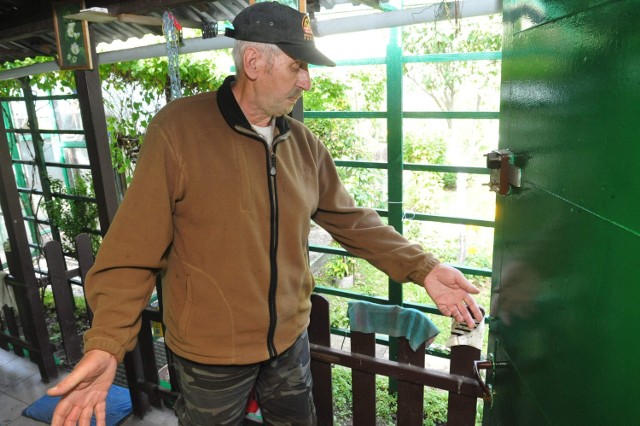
[
  {"xmin": 201, "ymin": 21, "xmax": 218, "ymax": 39},
  {"xmin": 485, "ymin": 149, "xmax": 522, "ymax": 195},
  {"xmin": 474, "ymin": 355, "xmax": 510, "ymax": 404}
]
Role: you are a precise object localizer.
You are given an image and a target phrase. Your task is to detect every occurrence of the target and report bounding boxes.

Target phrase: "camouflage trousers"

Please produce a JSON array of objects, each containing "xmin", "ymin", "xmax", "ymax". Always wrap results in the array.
[{"xmin": 172, "ymin": 330, "xmax": 316, "ymax": 425}]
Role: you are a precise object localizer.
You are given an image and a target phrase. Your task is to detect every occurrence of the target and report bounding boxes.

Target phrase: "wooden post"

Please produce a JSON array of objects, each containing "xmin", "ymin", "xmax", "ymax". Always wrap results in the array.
[
  {"xmin": 308, "ymin": 294, "xmax": 333, "ymax": 425},
  {"xmin": 397, "ymin": 338, "xmax": 426, "ymax": 426},
  {"xmin": 139, "ymin": 310, "xmax": 161, "ymax": 407},
  {"xmin": 44, "ymin": 241, "xmax": 83, "ymax": 364},
  {"xmin": 74, "ymin": 25, "xmax": 119, "ymax": 232},
  {"xmin": 351, "ymin": 331, "xmax": 376, "ymax": 426},
  {"xmin": 74, "ymin": 233, "xmax": 94, "ymax": 324},
  {"xmin": 447, "ymin": 344, "xmax": 481, "ymax": 425},
  {"xmin": 0, "ymin": 106, "xmax": 58, "ymax": 382}
]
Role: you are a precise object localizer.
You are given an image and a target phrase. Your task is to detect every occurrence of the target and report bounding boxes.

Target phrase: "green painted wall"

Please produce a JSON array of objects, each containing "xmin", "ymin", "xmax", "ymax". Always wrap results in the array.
[{"xmin": 486, "ymin": 0, "xmax": 640, "ymax": 424}]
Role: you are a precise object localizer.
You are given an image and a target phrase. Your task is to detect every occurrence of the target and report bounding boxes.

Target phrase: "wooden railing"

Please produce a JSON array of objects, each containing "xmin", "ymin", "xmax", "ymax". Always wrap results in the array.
[
  {"xmin": 308, "ymin": 293, "xmax": 485, "ymax": 425},
  {"xmin": 121, "ymin": 295, "xmax": 487, "ymax": 425},
  {"xmin": 0, "ymin": 235, "xmax": 97, "ymax": 382},
  {"xmin": 37, "ymin": 234, "xmax": 487, "ymax": 424}
]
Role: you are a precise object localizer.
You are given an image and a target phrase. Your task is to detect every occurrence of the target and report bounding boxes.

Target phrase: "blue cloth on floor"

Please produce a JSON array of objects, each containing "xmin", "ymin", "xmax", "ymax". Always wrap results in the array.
[
  {"xmin": 22, "ymin": 384, "xmax": 132, "ymax": 425},
  {"xmin": 348, "ymin": 301, "xmax": 440, "ymax": 351}
]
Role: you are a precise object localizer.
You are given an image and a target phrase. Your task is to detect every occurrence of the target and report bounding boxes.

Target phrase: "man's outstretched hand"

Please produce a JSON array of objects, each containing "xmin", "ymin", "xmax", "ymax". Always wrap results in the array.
[
  {"xmin": 47, "ymin": 349, "xmax": 118, "ymax": 426},
  {"xmin": 423, "ymin": 263, "xmax": 484, "ymax": 328}
]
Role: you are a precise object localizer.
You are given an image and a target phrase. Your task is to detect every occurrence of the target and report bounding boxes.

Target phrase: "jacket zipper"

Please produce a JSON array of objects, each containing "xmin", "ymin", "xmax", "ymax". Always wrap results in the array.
[
  {"xmin": 266, "ymin": 145, "xmax": 279, "ymax": 358},
  {"xmin": 236, "ymin": 125, "xmax": 287, "ymax": 358}
]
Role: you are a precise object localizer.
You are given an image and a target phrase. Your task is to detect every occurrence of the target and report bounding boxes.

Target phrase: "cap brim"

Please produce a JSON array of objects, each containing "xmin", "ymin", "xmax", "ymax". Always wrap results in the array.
[{"xmin": 277, "ymin": 43, "xmax": 336, "ymax": 67}]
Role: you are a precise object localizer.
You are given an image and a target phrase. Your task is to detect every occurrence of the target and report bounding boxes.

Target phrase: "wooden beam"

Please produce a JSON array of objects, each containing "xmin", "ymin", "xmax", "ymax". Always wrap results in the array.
[
  {"xmin": 65, "ymin": 10, "xmax": 202, "ymax": 28},
  {"xmin": 74, "ymin": 26, "xmax": 120, "ymax": 232},
  {"xmin": 0, "ymin": 19, "xmax": 53, "ymax": 43},
  {"xmin": 104, "ymin": 0, "xmax": 212, "ymax": 15},
  {"xmin": 119, "ymin": 13, "xmax": 201, "ymax": 28},
  {"xmin": 310, "ymin": 343, "xmax": 484, "ymax": 397}
]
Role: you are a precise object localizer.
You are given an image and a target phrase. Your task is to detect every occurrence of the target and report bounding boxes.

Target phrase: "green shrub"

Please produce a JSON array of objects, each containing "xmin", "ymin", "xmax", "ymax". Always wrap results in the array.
[
  {"xmin": 331, "ymin": 365, "xmax": 449, "ymax": 425},
  {"xmin": 45, "ymin": 174, "xmax": 101, "ymax": 256}
]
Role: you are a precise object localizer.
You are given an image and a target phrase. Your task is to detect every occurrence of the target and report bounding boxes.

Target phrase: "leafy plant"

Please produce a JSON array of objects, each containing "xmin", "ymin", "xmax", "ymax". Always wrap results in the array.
[
  {"xmin": 42, "ymin": 288, "xmax": 90, "ymax": 358},
  {"xmin": 325, "ymin": 255, "xmax": 356, "ymax": 280},
  {"xmin": 100, "ymin": 55, "xmax": 227, "ymax": 183},
  {"xmin": 45, "ymin": 174, "xmax": 101, "ymax": 256},
  {"xmin": 0, "ymin": 57, "xmax": 75, "ymax": 97},
  {"xmin": 304, "ymin": 73, "xmax": 385, "ymax": 209},
  {"xmin": 331, "ymin": 365, "xmax": 449, "ymax": 425}
]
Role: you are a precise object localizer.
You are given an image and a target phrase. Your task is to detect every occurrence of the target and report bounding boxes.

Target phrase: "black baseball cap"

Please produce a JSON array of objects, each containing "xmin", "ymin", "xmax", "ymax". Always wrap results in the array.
[{"xmin": 225, "ymin": 1, "xmax": 335, "ymax": 67}]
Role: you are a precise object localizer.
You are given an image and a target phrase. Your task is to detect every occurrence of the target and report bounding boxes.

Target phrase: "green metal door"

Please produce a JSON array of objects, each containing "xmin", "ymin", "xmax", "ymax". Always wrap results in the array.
[{"xmin": 485, "ymin": 1, "xmax": 640, "ymax": 424}]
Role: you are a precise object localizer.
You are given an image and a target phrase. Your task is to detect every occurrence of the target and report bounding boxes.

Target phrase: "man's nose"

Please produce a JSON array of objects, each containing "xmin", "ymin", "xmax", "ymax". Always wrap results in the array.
[{"xmin": 298, "ymin": 68, "xmax": 311, "ymax": 91}]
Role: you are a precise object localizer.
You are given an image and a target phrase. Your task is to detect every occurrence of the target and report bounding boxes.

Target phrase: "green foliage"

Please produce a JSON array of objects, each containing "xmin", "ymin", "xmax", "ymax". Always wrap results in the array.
[
  {"xmin": 304, "ymin": 72, "xmax": 386, "ymax": 208},
  {"xmin": 45, "ymin": 174, "xmax": 101, "ymax": 256},
  {"xmin": 331, "ymin": 365, "xmax": 448, "ymax": 425},
  {"xmin": 42, "ymin": 288, "xmax": 89, "ymax": 347},
  {"xmin": 331, "ymin": 365, "xmax": 353, "ymax": 423},
  {"xmin": 324, "ymin": 255, "xmax": 355, "ymax": 280},
  {"xmin": 423, "ymin": 389, "xmax": 449, "ymax": 426},
  {"xmin": 0, "ymin": 57, "xmax": 76, "ymax": 97},
  {"xmin": 351, "ymin": 70, "xmax": 385, "ymax": 111},
  {"xmin": 100, "ymin": 55, "xmax": 227, "ymax": 181},
  {"xmin": 327, "ymin": 295, "xmax": 350, "ymax": 330},
  {"xmin": 402, "ymin": 15, "xmax": 502, "ymax": 112},
  {"xmin": 304, "ymin": 74, "xmax": 351, "ymax": 112}
]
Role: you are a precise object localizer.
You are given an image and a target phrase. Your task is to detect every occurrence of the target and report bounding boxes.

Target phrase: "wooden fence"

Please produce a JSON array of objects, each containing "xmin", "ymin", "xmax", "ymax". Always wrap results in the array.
[
  {"xmin": 15, "ymin": 233, "xmax": 489, "ymax": 424},
  {"xmin": 0, "ymin": 234, "xmax": 97, "ymax": 381}
]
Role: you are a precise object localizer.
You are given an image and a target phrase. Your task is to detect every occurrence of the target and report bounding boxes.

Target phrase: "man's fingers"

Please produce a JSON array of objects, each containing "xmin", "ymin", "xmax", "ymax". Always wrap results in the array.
[
  {"xmin": 450, "ymin": 305, "xmax": 464, "ymax": 324},
  {"xmin": 79, "ymin": 405, "xmax": 94, "ymax": 426},
  {"xmin": 50, "ymin": 400, "xmax": 73, "ymax": 426},
  {"xmin": 437, "ymin": 304, "xmax": 451, "ymax": 318},
  {"xmin": 466, "ymin": 297, "xmax": 485, "ymax": 324},
  {"xmin": 65, "ymin": 404, "xmax": 82, "ymax": 425},
  {"xmin": 47, "ymin": 370, "xmax": 84, "ymax": 397},
  {"xmin": 456, "ymin": 275, "xmax": 480, "ymax": 294},
  {"xmin": 456, "ymin": 301, "xmax": 476, "ymax": 329},
  {"xmin": 94, "ymin": 400, "xmax": 107, "ymax": 426}
]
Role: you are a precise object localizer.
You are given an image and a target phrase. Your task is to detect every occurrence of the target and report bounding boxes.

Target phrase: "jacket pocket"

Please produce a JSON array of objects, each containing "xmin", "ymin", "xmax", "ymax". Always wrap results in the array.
[{"xmin": 177, "ymin": 272, "xmax": 193, "ymax": 337}]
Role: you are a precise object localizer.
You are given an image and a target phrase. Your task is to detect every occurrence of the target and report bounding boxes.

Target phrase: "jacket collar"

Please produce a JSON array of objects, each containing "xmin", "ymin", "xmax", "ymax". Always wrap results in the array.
[{"xmin": 217, "ymin": 75, "xmax": 290, "ymax": 138}]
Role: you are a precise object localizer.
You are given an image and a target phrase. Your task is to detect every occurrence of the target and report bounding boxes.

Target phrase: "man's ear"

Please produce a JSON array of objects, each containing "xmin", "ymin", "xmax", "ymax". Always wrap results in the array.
[{"xmin": 243, "ymin": 47, "xmax": 260, "ymax": 80}]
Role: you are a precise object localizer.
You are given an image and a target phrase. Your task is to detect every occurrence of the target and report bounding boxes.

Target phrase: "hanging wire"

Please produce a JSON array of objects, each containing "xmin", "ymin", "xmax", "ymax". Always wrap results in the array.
[{"xmin": 163, "ymin": 11, "xmax": 182, "ymax": 101}]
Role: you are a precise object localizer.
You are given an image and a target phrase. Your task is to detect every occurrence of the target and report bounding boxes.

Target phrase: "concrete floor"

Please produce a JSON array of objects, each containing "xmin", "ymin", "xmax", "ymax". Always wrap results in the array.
[{"xmin": 0, "ymin": 348, "xmax": 175, "ymax": 425}]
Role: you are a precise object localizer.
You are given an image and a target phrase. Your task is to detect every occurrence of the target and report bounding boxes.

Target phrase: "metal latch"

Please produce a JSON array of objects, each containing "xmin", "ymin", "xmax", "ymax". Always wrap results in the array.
[
  {"xmin": 474, "ymin": 355, "xmax": 510, "ymax": 404},
  {"xmin": 485, "ymin": 149, "xmax": 522, "ymax": 195}
]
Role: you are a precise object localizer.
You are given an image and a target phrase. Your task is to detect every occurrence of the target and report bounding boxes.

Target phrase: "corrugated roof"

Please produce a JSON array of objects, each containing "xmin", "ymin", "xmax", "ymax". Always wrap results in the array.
[{"xmin": 0, "ymin": 0, "xmax": 373, "ymax": 67}]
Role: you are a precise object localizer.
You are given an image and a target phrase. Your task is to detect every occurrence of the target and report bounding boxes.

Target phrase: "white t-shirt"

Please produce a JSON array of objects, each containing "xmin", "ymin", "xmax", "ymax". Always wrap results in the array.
[{"xmin": 251, "ymin": 119, "xmax": 275, "ymax": 146}]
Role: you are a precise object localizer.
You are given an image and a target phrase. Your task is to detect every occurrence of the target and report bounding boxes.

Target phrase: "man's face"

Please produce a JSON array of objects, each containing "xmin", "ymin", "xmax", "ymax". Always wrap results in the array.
[{"xmin": 256, "ymin": 50, "xmax": 311, "ymax": 117}]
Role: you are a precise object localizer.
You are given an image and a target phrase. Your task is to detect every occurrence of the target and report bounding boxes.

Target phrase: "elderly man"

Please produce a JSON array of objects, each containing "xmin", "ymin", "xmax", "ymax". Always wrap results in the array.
[{"xmin": 48, "ymin": 2, "xmax": 483, "ymax": 425}]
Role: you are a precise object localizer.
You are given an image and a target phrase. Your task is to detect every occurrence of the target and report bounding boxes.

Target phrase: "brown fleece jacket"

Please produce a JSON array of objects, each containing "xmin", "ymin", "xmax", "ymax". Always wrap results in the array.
[{"xmin": 83, "ymin": 76, "xmax": 439, "ymax": 365}]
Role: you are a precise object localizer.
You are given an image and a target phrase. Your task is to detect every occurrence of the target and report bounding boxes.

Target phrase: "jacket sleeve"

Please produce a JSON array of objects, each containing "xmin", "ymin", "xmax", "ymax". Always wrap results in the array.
[
  {"xmin": 83, "ymin": 123, "xmax": 183, "ymax": 362},
  {"xmin": 311, "ymin": 140, "xmax": 439, "ymax": 285}
]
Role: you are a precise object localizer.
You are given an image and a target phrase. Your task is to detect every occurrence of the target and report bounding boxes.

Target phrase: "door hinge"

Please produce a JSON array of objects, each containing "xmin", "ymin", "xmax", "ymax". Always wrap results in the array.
[{"xmin": 485, "ymin": 149, "xmax": 522, "ymax": 195}]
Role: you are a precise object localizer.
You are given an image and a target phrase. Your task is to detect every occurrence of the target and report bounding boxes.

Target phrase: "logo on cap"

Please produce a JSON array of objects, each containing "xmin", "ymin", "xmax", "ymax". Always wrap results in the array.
[{"xmin": 302, "ymin": 15, "xmax": 313, "ymax": 41}]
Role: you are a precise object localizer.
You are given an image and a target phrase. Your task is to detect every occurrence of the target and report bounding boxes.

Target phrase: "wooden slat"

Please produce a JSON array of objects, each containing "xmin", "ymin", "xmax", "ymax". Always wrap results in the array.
[
  {"xmin": 44, "ymin": 241, "xmax": 83, "ymax": 364},
  {"xmin": 0, "ymin": 80, "xmax": 57, "ymax": 382},
  {"xmin": 351, "ymin": 331, "xmax": 376, "ymax": 426},
  {"xmin": 74, "ymin": 33, "xmax": 120, "ymax": 234},
  {"xmin": 397, "ymin": 337, "xmax": 425, "ymax": 426},
  {"xmin": 0, "ymin": 308, "xmax": 8, "ymax": 351},
  {"xmin": 447, "ymin": 344, "xmax": 481, "ymax": 425},
  {"xmin": 75, "ymin": 233, "xmax": 94, "ymax": 324},
  {"xmin": 138, "ymin": 313, "xmax": 161, "ymax": 407},
  {"xmin": 310, "ymin": 344, "xmax": 483, "ymax": 398},
  {"xmin": 123, "ymin": 347, "xmax": 151, "ymax": 418},
  {"xmin": 308, "ymin": 294, "xmax": 333, "ymax": 425},
  {"xmin": 3, "ymin": 305, "xmax": 22, "ymax": 356}
]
